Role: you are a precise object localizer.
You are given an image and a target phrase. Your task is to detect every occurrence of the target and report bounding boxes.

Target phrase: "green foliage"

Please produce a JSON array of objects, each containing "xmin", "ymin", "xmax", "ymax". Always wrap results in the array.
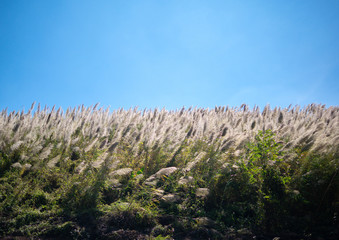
[
  {"xmin": 243, "ymin": 130, "xmax": 287, "ymax": 232},
  {"xmin": 247, "ymin": 129, "xmax": 283, "ymax": 166},
  {"xmin": 143, "ymin": 144, "xmax": 171, "ymax": 177},
  {"xmin": 60, "ymin": 164, "xmax": 108, "ymax": 215},
  {"xmin": 0, "ymin": 151, "xmax": 11, "ymax": 176},
  {"xmin": 206, "ymin": 130, "xmax": 339, "ymax": 238},
  {"xmin": 28, "ymin": 189, "xmax": 49, "ymax": 208},
  {"xmin": 208, "ymin": 130, "xmax": 286, "ymax": 231},
  {"xmin": 287, "ymin": 150, "xmax": 339, "ymax": 235},
  {"xmin": 0, "ymin": 129, "xmax": 338, "ymax": 239},
  {"xmin": 0, "ymin": 150, "xmax": 21, "ymax": 177},
  {"xmin": 70, "ymin": 150, "xmax": 80, "ymax": 161}
]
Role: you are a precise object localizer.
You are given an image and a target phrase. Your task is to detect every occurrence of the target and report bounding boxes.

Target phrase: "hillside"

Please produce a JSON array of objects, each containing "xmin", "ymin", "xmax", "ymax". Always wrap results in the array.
[{"xmin": 0, "ymin": 103, "xmax": 338, "ymax": 239}]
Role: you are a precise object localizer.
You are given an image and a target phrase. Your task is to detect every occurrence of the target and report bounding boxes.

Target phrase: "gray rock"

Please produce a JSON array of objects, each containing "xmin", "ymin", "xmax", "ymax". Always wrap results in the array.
[
  {"xmin": 23, "ymin": 163, "xmax": 32, "ymax": 170},
  {"xmin": 144, "ymin": 167, "xmax": 177, "ymax": 186},
  {"xmin": 194, "ymin": 217, "xmax": 216, "ymax": 228},
  {"xmin": 11, "ymin": 162, "xmax": 22, "ymax": 169},
  {"xmin": 162, "ymin": 194, "xmax": 180, "ymax": 203},
  {"xmin": 144, "ymin": 179, "xmax": 158, "ymax": 186},
  {"xmin": 110, "ymin": 168, "xmax": 133, "ymax": 177},
  {"xmin": 178, "ymin": 178, "xmax": 188, "ymax": 185},
  {"xmin": 109, "ymin": 179, "xmax": 122, "ymax": 188},
  {"xmin": 145, "ymin": 176, "xmax": 156, "ymax": 182},
  {"xmin": 196, "ymin": 188, "xmax": 210, "ymax": 198},
  {"xmin": 178, "ymin": 176, "xmax": 194, "ymax": 185},
  {"xmin": 153, "ymin": 167, "xmax": 178, "ymax": 178},
  {"xmin": 134, "ymin": 173, "xmax": 144, "ymax": 181},
  {"xmin": 145, "ymin": 167, "xmax": 178, "ymax": 183},
  {"xmin": 72, "ymin": 146, "xmax": 81, "ymax": 152},
  {"xmin": 232, "ymin": 164, "xmax": 239, "ymax": 170},
  {"xmin": 237, "ymin": 228, "xmax": 252, "ymax": 235},
  {"xmin": 292, "ymin": 190, "xmax": 300, "ymax": 195}
]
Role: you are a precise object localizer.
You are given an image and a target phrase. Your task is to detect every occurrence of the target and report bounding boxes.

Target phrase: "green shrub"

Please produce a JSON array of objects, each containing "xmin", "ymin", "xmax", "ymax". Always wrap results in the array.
[{"xmin": 207, "ymin": 130, "xmax": 288, "ymax": 232}]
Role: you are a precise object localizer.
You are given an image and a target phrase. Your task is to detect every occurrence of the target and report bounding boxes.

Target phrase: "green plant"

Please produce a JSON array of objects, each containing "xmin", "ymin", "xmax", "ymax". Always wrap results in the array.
[
  {"xmin": 244, "ymin": 130, "xmax": 288, "ymax": 232},
  {"xmin": 1, "ymin": 104, "xmax": 338, "ymax": 239}
]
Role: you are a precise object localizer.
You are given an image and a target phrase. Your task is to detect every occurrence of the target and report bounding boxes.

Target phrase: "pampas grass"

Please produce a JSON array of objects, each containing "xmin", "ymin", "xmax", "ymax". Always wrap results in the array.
[
  {"xmin": 0, "ymin": 103, "xmax": 338, "ymax": 239},
  {"xmin": 0, "ymin": 103, "xmax": 338, "ymax": 163}
]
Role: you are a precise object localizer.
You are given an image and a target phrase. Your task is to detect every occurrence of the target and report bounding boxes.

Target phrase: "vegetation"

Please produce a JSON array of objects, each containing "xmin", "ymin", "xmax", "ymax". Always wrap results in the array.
[{"xmin": 0, "ymin": 103, "xmax": 338, "ymax": 239}]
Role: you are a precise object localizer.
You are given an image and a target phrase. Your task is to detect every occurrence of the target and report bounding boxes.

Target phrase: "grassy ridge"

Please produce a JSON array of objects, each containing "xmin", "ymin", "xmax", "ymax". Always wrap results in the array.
[{"xmin": 0, "ymin": 104, "xmax": 338, "ymax": 239}]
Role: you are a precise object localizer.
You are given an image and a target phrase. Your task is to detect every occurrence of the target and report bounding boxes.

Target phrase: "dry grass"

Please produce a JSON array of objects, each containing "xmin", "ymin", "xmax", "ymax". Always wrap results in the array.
[{"xmin": 1, "ymin": 103, "xmax": 338, "ymax": 160}]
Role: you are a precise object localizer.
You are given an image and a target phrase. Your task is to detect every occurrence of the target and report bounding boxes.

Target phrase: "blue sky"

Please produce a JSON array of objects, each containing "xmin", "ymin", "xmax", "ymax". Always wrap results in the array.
[{"xmin": 1, "ymin": 0, "xmax": 338, "ymax": 112}]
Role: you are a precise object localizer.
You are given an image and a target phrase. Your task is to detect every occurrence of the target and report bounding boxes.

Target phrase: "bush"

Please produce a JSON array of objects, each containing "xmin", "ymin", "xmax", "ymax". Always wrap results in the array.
[{"xmin": 207, "ymin": 130, "xmax": 288, "ymax": 232}]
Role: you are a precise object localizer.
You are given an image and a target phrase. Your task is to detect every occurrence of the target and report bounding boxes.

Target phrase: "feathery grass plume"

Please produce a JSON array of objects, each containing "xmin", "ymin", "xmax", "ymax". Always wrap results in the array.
[{"xmin": 0, "ymin": 103, "xmax": 338, "ymax": 164}]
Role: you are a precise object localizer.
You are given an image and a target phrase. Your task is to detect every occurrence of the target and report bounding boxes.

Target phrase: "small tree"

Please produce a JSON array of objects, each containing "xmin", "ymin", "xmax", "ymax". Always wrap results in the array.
[{"xmin": 245, "ymin": 129, "xmax": 287, "ymax": 233}]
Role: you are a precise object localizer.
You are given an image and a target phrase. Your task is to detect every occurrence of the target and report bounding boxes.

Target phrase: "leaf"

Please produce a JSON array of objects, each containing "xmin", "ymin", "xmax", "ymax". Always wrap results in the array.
[{"xmin": 137, "ymin": 168, "xmax": 143, "ymax": 175}]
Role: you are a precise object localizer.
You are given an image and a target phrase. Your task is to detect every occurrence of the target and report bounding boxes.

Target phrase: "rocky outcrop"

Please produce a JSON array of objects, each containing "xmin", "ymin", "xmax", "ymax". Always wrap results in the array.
[
  {"xmin": 144, "ymin": 167, "xmax": 178, "ymax": 186},
  {"xmin": 196, "ymin": 188, "xmax": 210, "ymax": 198}
]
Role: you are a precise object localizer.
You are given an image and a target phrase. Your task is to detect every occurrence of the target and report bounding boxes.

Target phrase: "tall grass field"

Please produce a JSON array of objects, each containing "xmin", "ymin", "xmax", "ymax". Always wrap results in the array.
[{"xmin": 0, "ymin": 103, "xmax": 338, "ymax": 239}]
